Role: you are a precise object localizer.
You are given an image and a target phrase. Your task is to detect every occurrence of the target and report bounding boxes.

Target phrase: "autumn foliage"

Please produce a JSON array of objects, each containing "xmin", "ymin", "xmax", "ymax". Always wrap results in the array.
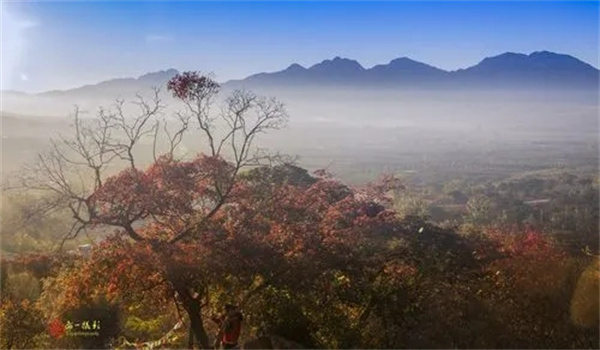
[{"xmin": 7, "ymin": 163, "xmax": 593, "ymax": 348}]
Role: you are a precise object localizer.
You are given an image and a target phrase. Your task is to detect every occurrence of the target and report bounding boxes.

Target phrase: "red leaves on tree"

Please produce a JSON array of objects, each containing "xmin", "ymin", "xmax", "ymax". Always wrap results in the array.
[
  {"xmin": 484, "ymin": 226, "xmax": 561, "ymax": 260},
  {"xmin": 481, "ymin": 226, "xmax": 569, "ymax": 296},
  {"xmin": 90, "ymin": 168, "xmax": 154, "ymax": 225},
  {"xmin": 89, "ymin": 154, "xmax": 235, "ymax": 240},
  {"xmin": 66, "ymin": 160, "xmax": 419, "ymax": 324},
  {"xmin": 167, "ymin": 71, "xmax": 220, "ymax": 101},
  {"xmin": 60, "ymin": 235, "xmax": 170, "ymax": 308}
]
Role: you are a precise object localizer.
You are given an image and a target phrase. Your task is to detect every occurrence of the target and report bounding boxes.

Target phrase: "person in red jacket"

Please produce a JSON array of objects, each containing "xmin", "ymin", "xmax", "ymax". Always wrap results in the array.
[{"xmin": 212, "ymin": 304, "xmax": 244, "ymax": 349}]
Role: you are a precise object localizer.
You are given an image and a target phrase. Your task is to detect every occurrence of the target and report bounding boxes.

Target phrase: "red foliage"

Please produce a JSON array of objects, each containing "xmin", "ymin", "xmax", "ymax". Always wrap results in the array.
[
  {"xmin": 167, "ymin": 71, "xmax": 220, "ymax": 101},
  {"xmin": 90, "ymin": 168, "xmax": 155, "ymax": 224},
  {"xmin": 480, "ymin": 226, "xmax": 569, "ymax": 296},
  {"xmin": 89, "ymin": 154, "xmax": 234, "ymax": 240},
  {"xmin": 484, "ymin": 226, "xmax": 562, "ymax": 260},
  {"xmin": 66, "ymin": 159, "xmax": 415, "ymax": 329}
]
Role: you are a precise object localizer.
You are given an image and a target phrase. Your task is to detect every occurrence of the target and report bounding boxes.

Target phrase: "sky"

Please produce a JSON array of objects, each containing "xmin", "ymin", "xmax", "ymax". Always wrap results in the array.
[{"xmin": 1, "ymin": 1, "xmax": 599, "ymax": 93}]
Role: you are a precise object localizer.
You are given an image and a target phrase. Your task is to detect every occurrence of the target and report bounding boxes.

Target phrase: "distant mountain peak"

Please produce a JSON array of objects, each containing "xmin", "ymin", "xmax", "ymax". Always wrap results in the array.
[
  {"xmin": 389, "ymin": 56, "xmax": 413, "ymax": 63},
  {"xmin": 137, "ymin": 68, "xmax": 179, "ymax": 82},
  {"xmin": 285, "ymin": 63, "xmax": 306, "ymax": 71},
  {"xmin": 529, "ymin": 50, "xmax": 566, "ymax": 57},
  {"xmin": 453, "ymin": 50, "xmax": 599, "ymax": 89},
  {"xmin": 474, "ymin": 50, "xmax": 595, "ymax": 68},
  {"xmin": 36, "ymin": 68, "xmax": 181, "ymax": 97},
  {"xmin": 479, "ymin": 51, "xmax": 588, "ymax": 65},
  {"xmin": 309, "ymin": 57, "xmax": 365, "ymax": 71},
  {"xmin": 527, "ymin": 51, "xmax": 584, "ymax": 64},
  {"xmin": 368, "ymin": 57, "xmax": 446, "ymax": 82},
  {"xmin": 386, "ymin": 57, "xmax": 442, "ymax": 69},
  {"xmin": 498, "ymin": 52, "xmax": 526, "ymax": 57},
  {"xmin": 477, "ymin": 52, "xmax": 527, "ymax": 65}
]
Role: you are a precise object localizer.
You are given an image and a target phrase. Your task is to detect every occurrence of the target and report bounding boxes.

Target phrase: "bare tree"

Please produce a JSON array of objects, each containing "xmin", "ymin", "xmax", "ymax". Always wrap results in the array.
[
  {"xmin": 8, "ymin": 74, "xmax": 287, "ymax": 246},
  {"xmin": 8, "ymin": 88, "xmax": 164, "ymax": 246},
  {"xmin": 5, "ymin": 72, "xmax": 289, "ymax": 348}
]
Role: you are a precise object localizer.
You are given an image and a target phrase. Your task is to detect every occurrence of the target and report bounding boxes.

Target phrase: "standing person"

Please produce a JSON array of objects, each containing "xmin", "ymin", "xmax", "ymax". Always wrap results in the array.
[{"xmin": 212, "ymin": 304, "xmax": 244, "ymax": 349}]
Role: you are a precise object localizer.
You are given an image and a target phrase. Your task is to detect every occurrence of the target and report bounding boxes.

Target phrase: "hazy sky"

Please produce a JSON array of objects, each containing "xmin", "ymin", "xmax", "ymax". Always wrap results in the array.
[{"xmin": 2, "ymin": 1, "xmax": 599, "ymax": 93}]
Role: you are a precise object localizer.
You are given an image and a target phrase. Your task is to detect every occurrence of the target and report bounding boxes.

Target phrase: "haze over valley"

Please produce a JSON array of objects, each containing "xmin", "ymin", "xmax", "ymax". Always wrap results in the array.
[{"xmin": 2, "ymin": 51, "xmax": 598, "ymax": 185}]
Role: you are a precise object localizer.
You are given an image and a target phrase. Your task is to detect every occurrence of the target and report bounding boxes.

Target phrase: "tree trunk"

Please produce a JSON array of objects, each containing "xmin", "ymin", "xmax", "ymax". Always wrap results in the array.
[
  {"xmin": 184, "ymin": 296, "xmax": 210, "ymax": 349},
  {"xmin": 188, "ymin": 324, "xmax": 195, "ymax": 349},
  {"xmin": 160, "ymin": 247, "xmax": 209, "ymax": 348},
  {"xmin": 174, "ymin": 284, "xmax": 210, "ymax": 349}
]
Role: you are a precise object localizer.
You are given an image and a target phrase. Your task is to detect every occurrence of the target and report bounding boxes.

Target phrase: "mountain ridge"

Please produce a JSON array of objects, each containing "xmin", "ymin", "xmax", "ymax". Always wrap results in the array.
[
  {"xmin": 232, "ymin": 51, "xmax": 598, "ymax": 89},
  {"xmin": 4, "ymin": 51, "xmax": 599, "ymax": 96},
  {"xmin": 39, "ymin": 68, "xmax": 181, "ymax": 98}
]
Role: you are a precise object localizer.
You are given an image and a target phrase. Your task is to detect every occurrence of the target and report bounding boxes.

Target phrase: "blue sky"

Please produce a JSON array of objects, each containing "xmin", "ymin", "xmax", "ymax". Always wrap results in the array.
[{"xmin": 2, "ymin": 1, "xmax": 599, "ymax": 92}]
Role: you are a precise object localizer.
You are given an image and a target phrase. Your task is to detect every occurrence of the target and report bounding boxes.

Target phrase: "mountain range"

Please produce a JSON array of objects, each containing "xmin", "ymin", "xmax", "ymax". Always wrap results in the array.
[
  {"xmin": 230, "ymin": 51, "xmax": 598, "ymax": 90},
  {"xmin": 6, "ymin": 51, "xmax": 600, "ymax": 98}
]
